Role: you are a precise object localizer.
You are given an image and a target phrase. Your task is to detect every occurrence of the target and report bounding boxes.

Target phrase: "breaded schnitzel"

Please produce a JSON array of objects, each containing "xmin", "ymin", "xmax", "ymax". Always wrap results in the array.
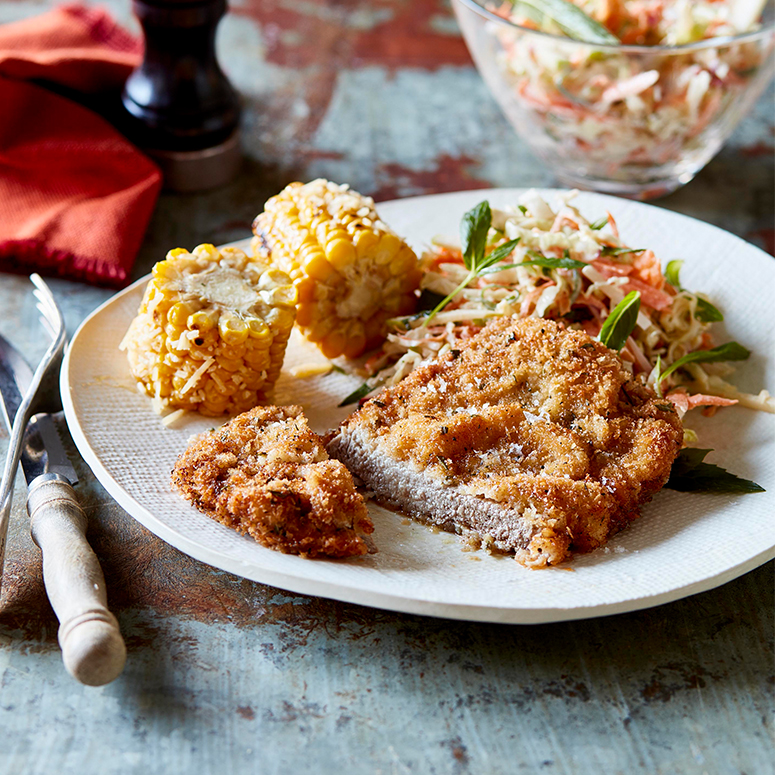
[
  {"xmin": 172, "ymin": 405, "xmax": 373, "ymax": 558},
  {"xmin": 327, "ymin": 317, "xmax": 683, "ymax": 567}
]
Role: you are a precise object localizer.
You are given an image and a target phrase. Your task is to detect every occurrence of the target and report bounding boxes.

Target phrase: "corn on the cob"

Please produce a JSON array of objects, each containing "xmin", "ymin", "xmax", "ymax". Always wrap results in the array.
[
  {"xmin": 121, "ymin": 244, "xmax": 297, "ymax": 417},
  {"xmin": 251, "ymin": 179, "xmax": 421, "ymax": 360}
]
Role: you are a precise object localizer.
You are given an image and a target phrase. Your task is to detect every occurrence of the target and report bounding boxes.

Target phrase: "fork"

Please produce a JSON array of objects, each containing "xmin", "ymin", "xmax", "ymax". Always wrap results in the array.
[
  {"xmin": 0, "ymin": 274, "xmax": 65, "ymax": 582},
  {"xmin": 0, "ymin": 275, "xmax": 126, "ymax": 685}
]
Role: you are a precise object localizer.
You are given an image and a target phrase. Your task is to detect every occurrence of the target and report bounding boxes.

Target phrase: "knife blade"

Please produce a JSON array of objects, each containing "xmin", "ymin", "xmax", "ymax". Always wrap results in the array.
[
  {"xmin": 0, "ymin": 332, "xmax": 126, "ymax": 686},
  {"xmin": 22, "ymin": 414, "xmax": 80, "ymax": 486}
]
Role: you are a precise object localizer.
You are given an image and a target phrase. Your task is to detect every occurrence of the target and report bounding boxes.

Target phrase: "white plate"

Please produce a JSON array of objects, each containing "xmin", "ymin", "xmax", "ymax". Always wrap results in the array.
[{"xmin": 61, "ymin": 189, "xmax": 775, "ymax": 623}]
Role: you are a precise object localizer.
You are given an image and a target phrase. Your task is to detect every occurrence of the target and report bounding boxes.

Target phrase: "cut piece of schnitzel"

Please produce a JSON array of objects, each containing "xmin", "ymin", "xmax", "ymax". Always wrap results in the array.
[
  {"xmin": 172, "ymin": 405, "xmax": 373, "ymax": 558},
  {"xmin": 327, "ymin": 317, "xmax": 683, "ymax": 567}
]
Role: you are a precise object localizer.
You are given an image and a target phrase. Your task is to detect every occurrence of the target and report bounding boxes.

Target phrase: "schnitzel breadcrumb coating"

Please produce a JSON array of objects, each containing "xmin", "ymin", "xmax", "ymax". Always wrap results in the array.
[
  {"xmin": 327, "ymin": 317, "xmax": 683, "ymax": 567},
  {"xmin": 172, "ymin": 406, "xmax": 373, "ymax": 558}
]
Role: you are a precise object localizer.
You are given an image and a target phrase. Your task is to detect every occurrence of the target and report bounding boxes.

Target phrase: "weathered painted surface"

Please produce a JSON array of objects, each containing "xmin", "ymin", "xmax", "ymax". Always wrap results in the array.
[{"xmin": 0, "ymin": 0, "xmax": 773, "ymax": 772}]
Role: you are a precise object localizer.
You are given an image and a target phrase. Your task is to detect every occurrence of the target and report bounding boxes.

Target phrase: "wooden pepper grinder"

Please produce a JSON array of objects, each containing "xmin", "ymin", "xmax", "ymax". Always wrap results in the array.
[{"xmin": 121, "ymin": 0, "xmax": 242, "ymax": 192}]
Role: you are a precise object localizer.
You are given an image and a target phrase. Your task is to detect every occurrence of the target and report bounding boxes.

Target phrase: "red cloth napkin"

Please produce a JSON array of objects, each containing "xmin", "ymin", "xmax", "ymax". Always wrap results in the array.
[{"xmin": 0, "ymin": 5, "xmax": 162, "ymax": 287}]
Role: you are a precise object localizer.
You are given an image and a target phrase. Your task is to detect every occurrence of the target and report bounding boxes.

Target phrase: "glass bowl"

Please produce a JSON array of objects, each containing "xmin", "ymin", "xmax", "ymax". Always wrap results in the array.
[{"xmin": 452, "ymin": 0, "xmax": 775, "ymax": 198}]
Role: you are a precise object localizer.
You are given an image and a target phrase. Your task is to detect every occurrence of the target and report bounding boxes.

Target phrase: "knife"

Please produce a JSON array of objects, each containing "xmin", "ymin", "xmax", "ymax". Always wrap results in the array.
[{"xmin": 0, "ymin": 335, "xmax": 126, "ymax": 686}]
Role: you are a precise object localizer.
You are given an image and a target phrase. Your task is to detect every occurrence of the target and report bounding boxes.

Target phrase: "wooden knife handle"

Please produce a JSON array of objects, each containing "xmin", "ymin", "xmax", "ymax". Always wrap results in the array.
[{"xmin": 27, "ymin": 475, "xmax": 127, "ymax": 686}]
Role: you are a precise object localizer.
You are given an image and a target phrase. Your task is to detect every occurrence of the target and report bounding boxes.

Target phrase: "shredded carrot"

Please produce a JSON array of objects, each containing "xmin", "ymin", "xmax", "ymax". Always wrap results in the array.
[
  {"xmin": 631, "ymin": 250, "xmax": 664, "ymax": 290},
  {"xmin": 593, "ymin": 259, "xmax": 633, "ymax": 277},
  {"xmin": 606, "ymin": 212, "xmax": 620, "ymax": 240},
  {"xmin": 667, "ymin": 388, "xmax": 738, "ymax": 414},
  {"xmin": 621, "ymin": 277, "xmax": 673, "ymax": 310}
]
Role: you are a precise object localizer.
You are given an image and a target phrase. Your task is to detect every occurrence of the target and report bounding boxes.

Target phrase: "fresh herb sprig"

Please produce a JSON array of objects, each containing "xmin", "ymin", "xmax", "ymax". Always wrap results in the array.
[
  {"xmin": 523, "ymin": 250, "xmax": 587, "ymax": 270},
  {"xmin": 424, "ymin": 201, "xmax": 519, "ymax": 326},
  {"xmin": 664, "ymin": 259, "xmax": 683, "ymax": 287},
  {"xmin": 601, "ymin": 246, "xmax": 646, "ymax": 257},
  {"xmin": 664, "ymin": 259, "xmax": 724, "ymax": 322},
  {"xmin": 478, "ymin": 251, "xmax": 586, "ymax": 278},
  {"xmin": 510, "ymin": 0, "xmax": 620, "ymax": 44},
  {"xmin": 598, "ymin": 291, "xmax": 641, "ymax": 352},
  {"xmin": 339, "ymin": 382, "xmax": 375, "ymax": 407},
  {"xmin": 667, "ymin": 448, "xmax": 764, "ymax": 493},
  {"xmin": 653, "ymin": 342, "xmax": 750, "ymax": 397}
]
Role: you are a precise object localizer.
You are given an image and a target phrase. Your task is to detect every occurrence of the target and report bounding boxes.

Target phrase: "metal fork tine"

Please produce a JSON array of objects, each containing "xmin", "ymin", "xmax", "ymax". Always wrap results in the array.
[
  {"xmin": 36, "ymin": 306, "xmax": 58, "ymax": 341},
  {"xmin": 34, "ymin": 293, "xmax": 60, "ymax": 328},
  {"xmin": 31, "ymin": 275, "xmax": 65, "ymax": 347}
]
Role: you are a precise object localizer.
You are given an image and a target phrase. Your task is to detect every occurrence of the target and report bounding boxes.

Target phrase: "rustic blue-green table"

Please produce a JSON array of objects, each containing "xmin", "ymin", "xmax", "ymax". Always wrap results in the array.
[{"xmin": 0, "ymin": 1, "xmax": 772, "ymax": 773}]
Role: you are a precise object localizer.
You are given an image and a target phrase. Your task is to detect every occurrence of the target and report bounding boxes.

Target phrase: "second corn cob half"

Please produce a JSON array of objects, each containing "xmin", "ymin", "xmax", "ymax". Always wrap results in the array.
[
  {"xmin": 251, "ymin": 179, "xmax": 421, "ymax": 360},
  {"xmin": 121, "ymin": 244, "xmax": 297, "ymax": 417}
]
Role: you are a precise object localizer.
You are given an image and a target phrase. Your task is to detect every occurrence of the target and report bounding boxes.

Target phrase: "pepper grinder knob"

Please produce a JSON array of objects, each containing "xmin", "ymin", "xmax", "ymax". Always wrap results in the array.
[{"xmin": 121, "ymin": 0, "xmax": 242, "ymax": 192}]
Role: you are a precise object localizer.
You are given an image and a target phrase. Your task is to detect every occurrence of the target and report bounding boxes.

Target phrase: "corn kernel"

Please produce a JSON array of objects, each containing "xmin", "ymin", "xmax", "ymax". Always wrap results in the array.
[
  {"xmin": 303, "ymin": 252, "xmax": 336, "ymax": 282},
  {"xmin": 296, "ymin": 303, "xmax": 314, "ymax": 327},
  {"xmin": 247, "ymin": 318, "xmax": 271, "ymax": 341},
  {"xmin": 168, "ymin": 302, "xmax": 198, "ymax": 327},
  {"xmin": 343, "ymin": 333, "xmax": 366, "ymax": 359},
  {"xmin": 320, "ymin": 331, "xmax": 347, "ymax": 360},
  {"xmin": 375, "ymin": 234, "xmax": 401, "ymax": 265},
  {"xmin": 307, "ymin": 317, "xmax": 335, "ymax": 343},
  {"xmin": 266, "ymin": 307, "xmax": 295, "ymax": 331},
  {"xmin": 193, "ymin": 243, "xmax": 218, "ymax": 260},
  {"xmin": 245, "ymin": 351, "xmax": 271, "ymax": 372},
  {"xmin": 219, "ymin": 315, "xmax": 249, "ymax": 345},
  {"xmin": 216, "ymin": 356, "xmax": 242, "ymax": 373},
  {"xmin": 189, "ymin": 309, "xmax": 219, "ymax": 332},
  {"xmin": 325, "ymin": 238, "xmax": 357, "ymax": 270},
  {"xmin": 153, "ymin": 260, "xmax": 178, "ymax": 282},
  {"xmin": 354, "ymin": 230, "xmax": 380, "ymax": 258},
  {"xmin": 219, "ymin": 343, "xmax": 246, "ymax": 360},
  {"xmin": 295, "ymin": 278, "xmax": 316, "ymax": 303},
  {"xmin": 204, "ymin": 378, "xmax": 225, "ymax": 399},
  {"xmin": 260, "ymin": 286, "xmax": 298, "ymax": 308},
  {"xmin": 390, "ymin": 246, "xmax": 416, "ymax": 276},
  {"xmin": 200, "ymin": 402, "xmax": 228, "ymax": 417},
  {"xmin": 258, "ymin": 269, "xmax": 292, "ymax": 291}
]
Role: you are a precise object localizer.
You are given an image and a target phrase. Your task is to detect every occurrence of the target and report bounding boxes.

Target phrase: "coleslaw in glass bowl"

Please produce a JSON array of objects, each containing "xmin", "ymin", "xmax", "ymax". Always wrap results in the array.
[{"xmin": 452, "ymin": 0, "xmax": 775, "ymax": 198}]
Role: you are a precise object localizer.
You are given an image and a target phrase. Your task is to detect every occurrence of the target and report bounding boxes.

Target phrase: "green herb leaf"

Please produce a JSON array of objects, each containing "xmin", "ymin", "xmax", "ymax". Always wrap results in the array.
[
  {"xmin": 664, "ymin": 259, "xmax": 683, "ymax": 287},
  {"xmin": 338, "ymin": 383, "xmax": 373, "ymax": 407},
  {"xmin": 517, "ymin": 205, "xmax": 528, "ymax": 215},
  {"xmin": 461, "ymin": 201, "xmax": 492, "ymax": 272},
  {"xmin": 476, "ymin": 238, "xmax": 521, "ymax": 272},
  {"xmin": 589, "ymin": 216, "xmax": 608, "ymax": 230},
  {"xmin": 524, "ymin": 250, "xmax": 586, "ymax": 270},
  {"xmin": 695, "ymin": 297, "xmax": 724, "ymax": 323},
  {"xmin": 653, "ymin": 353, "xmax": 665, "ymax": 397},
  {"xmin": 664, "ymin": 260, "xmax": 723, "ymax": 322},
  {"xmin": 667, "ymin": 448, "xmax": 765, "ymax": 493},
  {"xmin": 424, "ymin": 272, "xmax": 476, "ymax": 325},
  {"xmin": 601, "ymin": 246, "xmax": 645, "ymax": 256},
  {"xmin": 598, "ymin": 291, "xmax": 641, "ymax": 352},
  {"xmin": 511, "ymin": 0, "xmax": 620, "ymax": 43},
  {"xmin": 425, "ymin": 203, "xmax": 519, "ymax": 325},
  {"xmin": 479, "ymin": 263, "xmax": 522, "ymax": 276},
  {"xmin": 658, "ymin": 342, "xmax": 750, "ymax": 384}
]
